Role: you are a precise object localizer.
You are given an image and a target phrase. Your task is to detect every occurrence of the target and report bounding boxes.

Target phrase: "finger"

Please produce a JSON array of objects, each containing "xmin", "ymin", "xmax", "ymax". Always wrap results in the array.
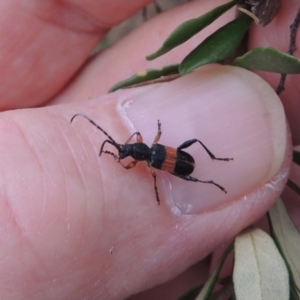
[
  {"xmin": 0, "ymin": 65, "xmax": 289, "ymax": 299},
  {"xmin": 128, "ymin": 260, "xmax": 210, "ymax": 300},
  {"xmin": 53, "ymin": 0, "xmax": 299, "ymax": 141},
  {"xmin": 0, "ymin": 0, "xmax": 151, "ymax": 110},
  {"xmin": 52, "ymin": 0, "xmax": 236, "ymax": 103}
]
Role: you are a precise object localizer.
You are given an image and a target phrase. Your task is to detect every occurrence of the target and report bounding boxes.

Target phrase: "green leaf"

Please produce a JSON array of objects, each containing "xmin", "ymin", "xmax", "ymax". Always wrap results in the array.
[
  {"xmin": 177, "ymin": 285, "xmax": 203, "ymax": 300},
  {"xmin": 108, "ymin": 64, "xmax": 179, "ymax": 92},
  {"xmin": 289, "ymin": 283, "xmax": 300, "ymax": 300},
  {"xmin": 268, "ymin": 199, "xmax": 300, "ymax": 292},
  {"xmin": 146, "ymin": 0, "xmax": 241, "ymax": 60},
  {"xmin": 233, "ymin": 228, "xmax": 289, "ymax": 300},
  {"xmin": 232, "ymin": 47, "xmax": 300, "ymax": 73},
  {"xmin": 195, "ymin": 244, "xmax": 232, "ymax": 300},
  {"xmin": 179, "ymin": 14, "xmax": 253, "ymax": 74}
]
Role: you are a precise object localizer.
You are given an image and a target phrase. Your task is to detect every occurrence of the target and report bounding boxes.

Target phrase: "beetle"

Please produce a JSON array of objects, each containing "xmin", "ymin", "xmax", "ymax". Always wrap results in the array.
[{"xmin": 70, "ymin": 113, "xmax": 233, "ymax": 205}]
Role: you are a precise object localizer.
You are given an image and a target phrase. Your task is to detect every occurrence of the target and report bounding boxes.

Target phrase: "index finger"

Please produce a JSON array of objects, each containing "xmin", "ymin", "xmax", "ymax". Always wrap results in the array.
[{"xmin": 0, "ymin": 0, "xmax": 151, "ymax": 110}]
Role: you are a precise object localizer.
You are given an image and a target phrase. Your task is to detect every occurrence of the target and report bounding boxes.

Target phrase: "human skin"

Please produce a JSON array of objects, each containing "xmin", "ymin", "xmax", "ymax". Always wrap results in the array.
[{"xmin": 0, "ymin": 0, "xmax": 298, "ymax": 299}]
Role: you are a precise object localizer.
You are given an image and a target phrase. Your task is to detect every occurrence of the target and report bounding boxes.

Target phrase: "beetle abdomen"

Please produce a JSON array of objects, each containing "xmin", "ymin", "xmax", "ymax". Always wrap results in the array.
[
  {"xmin": 161, "ymin": 146, "xmax": 177, "ymax": 173},
  {"xmin": 174, "ymin": 149, "xmax": 195, "ymax": 175},
  {"xmin": 150, "ymin": 144, "xmax": 195, "ymax": 175}
]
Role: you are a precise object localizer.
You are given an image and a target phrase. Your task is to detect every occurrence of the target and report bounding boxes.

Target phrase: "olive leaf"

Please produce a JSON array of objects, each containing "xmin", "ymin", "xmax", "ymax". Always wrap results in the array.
[
  {"xmin": 232, "ymin": 47, "xmax": 300, "ymax": 73},
  {"xmin": 109, "ymin": 64, "xmax": 179, "ymax": 92},
  {"xmin": 179, "ymin": 14, "xmax": 253, "ymax": 74},
  {"xmin": 177, "ymin": 285, "xmax": 203, "ymax": 300},
  {"xmin": 146, "ymin": 0, "xmax": 241, "ymax": 60},
  {"xmin": 268, "ymin": 199, "xmax": 300, "ymax": 292},
  {"xmin": 233, "ymin": 228, "xmax": 289, "ymax": 300}
]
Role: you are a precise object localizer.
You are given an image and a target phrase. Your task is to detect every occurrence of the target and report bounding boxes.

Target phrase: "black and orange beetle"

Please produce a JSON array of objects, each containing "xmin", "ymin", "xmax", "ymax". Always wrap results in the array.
[{"xmin": 71, "ymin": 114, "xmax": 233, "ymax": 205}]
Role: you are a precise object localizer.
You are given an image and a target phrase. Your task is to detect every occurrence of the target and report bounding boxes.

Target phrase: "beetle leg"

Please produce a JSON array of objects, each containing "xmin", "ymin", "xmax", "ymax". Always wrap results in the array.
[
  {"xmin": 172, "ymin": 173, "xmax": 227, "ymax": 193},
  {"xmin": 178, "ymin": 139, "xmax": 233, "ymax": 161},
  {"xmin": 120, "ymin": 160, "xmax": 138, "ymax": 169},
  {"xmin": 103, "ymin": 152, "xmax": 138, "ymax": 169},
  {"xmin": 102, "ymin": 150, "xmax": 119, "ymax": 161},
  {"xmin": 153, "ymin": 120, "xmax": 162, "ymax": 144},
  {"xmin": 103, "ymin": 151, "xmax": 138, "ymax": 170},
  {"xmin": 148, "ymin": 166, "xmax": 160, "ymax": 205},
  {"xmin": 125, "ymin": 132, "xmax": 143, "ymax": 144}
]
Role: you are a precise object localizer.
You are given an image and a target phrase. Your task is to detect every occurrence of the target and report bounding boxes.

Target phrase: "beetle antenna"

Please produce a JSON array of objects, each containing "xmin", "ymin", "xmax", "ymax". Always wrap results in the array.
[{"xmin": 71, "ymin": 113, "xmax": 118, "ymax": 144}]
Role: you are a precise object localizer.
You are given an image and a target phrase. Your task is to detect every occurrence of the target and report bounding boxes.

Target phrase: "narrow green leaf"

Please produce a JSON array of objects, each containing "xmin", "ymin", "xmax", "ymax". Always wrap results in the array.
[
  {"xmin": 289, "ymin": 283, "xmax": 300, "ymax": 300},
  {"xmin": 108, "ymin": 64, "xmax": 179, "ymax": 92},
  {"xmin": 233, "ymin": 228, "xmax": 289, "ymax": 300},
  {"xmin": 177, "ymin": 285, "xmax": 202, "ymax": 300},
  {"xmin": 146, "ymin": 0, "xmax": 240, "ymax": 60},
  {"xmin": 179, "ymin": 14, "xmax": 253, "ymax": 74},
  {"xmin": 268, "ymin": 199, "xmax": 300, "ymax": 292},
  {"xmin": 195, "ymin": 244, "xmax": 232, "ymax": 300},
  {"xmin": 232, "ymin": 47, "xmax": 300, "ymax": 73}
]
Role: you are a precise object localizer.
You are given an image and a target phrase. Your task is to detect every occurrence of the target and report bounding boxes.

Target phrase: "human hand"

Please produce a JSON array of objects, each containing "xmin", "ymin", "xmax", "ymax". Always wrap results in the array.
[{"xmin": 0, "ymin": 1, "xmax": 296, "ymax": 299}]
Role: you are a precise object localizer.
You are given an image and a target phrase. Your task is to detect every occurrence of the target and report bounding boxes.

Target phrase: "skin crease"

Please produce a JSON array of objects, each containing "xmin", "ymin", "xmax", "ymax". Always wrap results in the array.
[{"xmin": 0, "ymin": 0, "xmax": 298, "ymax": 300}]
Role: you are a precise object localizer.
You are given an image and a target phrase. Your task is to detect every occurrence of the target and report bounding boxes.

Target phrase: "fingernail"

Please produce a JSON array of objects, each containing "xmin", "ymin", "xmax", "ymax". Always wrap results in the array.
[{"xmin": 118, "ymin": 65, "xmax": 287, "ymax": 214}]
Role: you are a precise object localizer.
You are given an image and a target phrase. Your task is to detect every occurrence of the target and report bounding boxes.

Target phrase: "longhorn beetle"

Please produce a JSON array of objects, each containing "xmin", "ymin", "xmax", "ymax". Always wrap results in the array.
[{"xmin": 70, "ymin": 114, "xmax": 233, "ymax": 205}]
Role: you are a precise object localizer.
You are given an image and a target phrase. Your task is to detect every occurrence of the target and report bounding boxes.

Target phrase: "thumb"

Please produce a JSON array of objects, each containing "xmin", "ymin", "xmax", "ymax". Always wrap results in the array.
[
  {"xmin": 105, "ymin": 64, "xmax": 288, "ymax": 214},
  {"xmin": 0, "ymin": 65, "xmax": 289, "ymax": 299},
  {"xmin": 70, "ymin": 65, "xmax": 290, "ymax": 298}
]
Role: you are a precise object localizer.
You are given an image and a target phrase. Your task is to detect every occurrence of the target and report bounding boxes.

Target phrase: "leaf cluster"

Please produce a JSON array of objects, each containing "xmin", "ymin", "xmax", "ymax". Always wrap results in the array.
[
  {"xmin": 109, "ymin": 0, "xmax": 300, "ymax": 92},
  {"xmin": 178, "ymin": 199, "xmax": 300, "ymax": 300}
]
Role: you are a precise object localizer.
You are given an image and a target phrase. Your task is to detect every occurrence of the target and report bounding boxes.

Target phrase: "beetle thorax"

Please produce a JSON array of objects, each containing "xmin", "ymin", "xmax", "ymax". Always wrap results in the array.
[{"xmin": 119, "ymin": 143, "xmax": 151, "ymax": 161}]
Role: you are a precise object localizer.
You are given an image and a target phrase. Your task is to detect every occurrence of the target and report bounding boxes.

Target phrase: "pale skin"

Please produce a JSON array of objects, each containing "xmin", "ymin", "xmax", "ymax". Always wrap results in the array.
[{"xmin": 0, "ymin": 0, "xmax": 299, "ymax": 299}]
